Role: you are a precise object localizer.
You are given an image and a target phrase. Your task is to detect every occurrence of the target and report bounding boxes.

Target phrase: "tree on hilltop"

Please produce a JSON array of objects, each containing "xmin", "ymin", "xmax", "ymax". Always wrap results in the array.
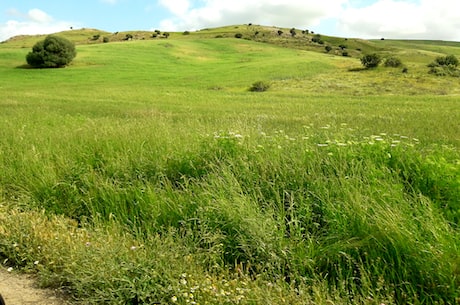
[{"xmin": 26, "ymin": 35, "xmax": 76, "ymax": 68}]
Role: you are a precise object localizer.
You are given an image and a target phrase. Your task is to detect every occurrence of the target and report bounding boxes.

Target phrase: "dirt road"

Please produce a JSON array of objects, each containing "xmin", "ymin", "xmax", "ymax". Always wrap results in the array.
[{"xmin": 0, "ymin": 268, "xmax": 69, "ymax": 305}]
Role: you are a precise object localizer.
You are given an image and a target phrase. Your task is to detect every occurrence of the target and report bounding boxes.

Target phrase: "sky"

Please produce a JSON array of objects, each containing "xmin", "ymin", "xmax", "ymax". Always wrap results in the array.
[{"xmin": 1, "ymin": 0, "xmax": 460, "ymax": 42}]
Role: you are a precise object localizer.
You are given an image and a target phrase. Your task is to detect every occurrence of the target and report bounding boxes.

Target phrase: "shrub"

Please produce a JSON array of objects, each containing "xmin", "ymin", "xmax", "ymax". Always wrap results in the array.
[
  {"xmin": 325, "ymin": 46, "xmax": 332, "ymax": 53},
  {"xmin": 384, "ymin": 56, "xmax": 403, "ymax": 68},
  {"xmin": 183, "ymin": 31, "xmax": 190, "ymax": 35},
  {"xmin": 26, "ymin": 35, "xmax": 76, "ymax": 68},
  {"xmin": 91, "ymin": 34, "xmax": 100, "ymax": 41},
  {"xmin": 342, "ymin": 51, "xmax": 349, "ymax": 57},
  {"xmin": 277, "ymin": 30, "xmax": 283, "ymax": 36},
  {"xmin": 431, "ymin": 54, "xmax": 459, "ymax": 68},
  {"xmin": 360, "ymin": 53, "xmax": 382, "ymax": 69},
  {"xmin": 249, "ymin": 81, "xmax": 270, "ymax": 92},
  {"xmin": 234, "ymin": 33, "xmax": 243, "ymax": 39},
  {"xmin": 428, "ymin": 55, "xmax": 460, "ymax": 76},
  {"xmin": 312, "ymin": 34, "xmax": 323, "ymax": 44},
  {"xmin": 103, "ymin": 37, "xmax": 109, "ymax": 43},
  {"xmin": 124, "ymin": 34, "xmax": 133, "ymax": 40},
  {"xmin": 290, "ymin": 28, "xmax": 296, "ymax": 37}
]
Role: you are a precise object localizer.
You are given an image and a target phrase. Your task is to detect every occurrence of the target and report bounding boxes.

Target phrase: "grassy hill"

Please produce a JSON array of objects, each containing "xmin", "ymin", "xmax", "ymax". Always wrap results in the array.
[{"xmin": 0, "ymin": 25, "xmax": 459, "ymax": 304}]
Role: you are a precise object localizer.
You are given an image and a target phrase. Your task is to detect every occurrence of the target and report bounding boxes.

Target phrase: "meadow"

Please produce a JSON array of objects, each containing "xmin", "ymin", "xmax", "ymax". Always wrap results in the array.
[{"xmin": 0, "ymin": 28, "xmax": 459, "ymax": 304}]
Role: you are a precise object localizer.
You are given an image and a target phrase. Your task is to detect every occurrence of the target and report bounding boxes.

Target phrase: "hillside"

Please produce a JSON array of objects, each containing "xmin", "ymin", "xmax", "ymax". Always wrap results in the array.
[
  {"xmin": 0, "ymin": 24, "xmax": 459, "ymax": 305},
  {"xmin": 3, "ymin": 24, "xmax": 460, "ymax": 59}
]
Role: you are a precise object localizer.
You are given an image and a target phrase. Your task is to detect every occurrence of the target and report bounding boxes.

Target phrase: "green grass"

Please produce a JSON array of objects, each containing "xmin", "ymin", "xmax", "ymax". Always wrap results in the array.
[{"xmin": 0, "ymin": 30, "xmax": 459, "ymax": 304}]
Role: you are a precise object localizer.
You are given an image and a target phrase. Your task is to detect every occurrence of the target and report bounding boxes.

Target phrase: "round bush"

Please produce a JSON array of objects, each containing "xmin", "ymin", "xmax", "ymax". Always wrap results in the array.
[
  {"xmin": 360, "ymin": 53, "xmax": 382, "ymax": 69},
  {"xmin": 249, "ymin": 81, "xmax": 270, "ymax": 92},
  {"xmin": 26, "ymin": 35, "xmax": 76, "ymax": 68},
  {"xmin": 384, "ymin": 57, "xmax": 403, "ymax": 68}
]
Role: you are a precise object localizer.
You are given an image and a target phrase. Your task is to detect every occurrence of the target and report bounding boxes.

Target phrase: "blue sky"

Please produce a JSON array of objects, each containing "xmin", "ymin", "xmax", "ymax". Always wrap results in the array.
[{"xmin": 1, "ymin": 0, "xmax": 460, "ymax": 42}]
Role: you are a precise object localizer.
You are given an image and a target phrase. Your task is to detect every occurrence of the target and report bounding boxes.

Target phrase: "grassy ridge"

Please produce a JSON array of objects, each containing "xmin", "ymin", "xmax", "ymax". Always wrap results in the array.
[{"xmin": 0, "ymin": 34, "xmax": 459, "ymax": 304}]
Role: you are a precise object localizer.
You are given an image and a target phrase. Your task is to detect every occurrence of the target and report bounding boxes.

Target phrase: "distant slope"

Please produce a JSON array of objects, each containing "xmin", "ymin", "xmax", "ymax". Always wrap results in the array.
[{"xmin": 2, "ymin": 24, "xmax": 459, "ymax": 59}]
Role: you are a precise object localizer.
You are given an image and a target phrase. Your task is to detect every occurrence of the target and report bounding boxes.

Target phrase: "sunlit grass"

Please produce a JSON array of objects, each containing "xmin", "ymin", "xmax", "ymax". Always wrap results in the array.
[{"xmin": 0, "ymin": 35, "xmax": 459, "ymax": 304}]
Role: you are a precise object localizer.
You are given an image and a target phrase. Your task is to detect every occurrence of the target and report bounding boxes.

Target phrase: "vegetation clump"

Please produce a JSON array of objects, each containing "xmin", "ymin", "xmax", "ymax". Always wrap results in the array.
[
  {"xmin": 428, "ymin": 54, "xmax": 460, "ymax": 76},
  {"xmin": 311, "ymin": 34, "xmax": 324, "ymax": 44},
  {"xmin": 360, "ymin": 53, "xmax": 382, "ymax": 69},
  {"xmin": 249, "ymin": 80, "xmax": 270, "ymax": 92},
  {"xmin": 384, "ymin": 56, "xmax": 403, "ymax": 67},
  {"xmin": 26, "ymin": 35, "xmax": 76, "ymax": 68}
]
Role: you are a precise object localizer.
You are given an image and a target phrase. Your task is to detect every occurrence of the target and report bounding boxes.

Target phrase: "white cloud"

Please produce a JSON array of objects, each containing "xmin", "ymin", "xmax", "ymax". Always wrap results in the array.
[
  {"xmin": 159, "ymin": 0, "xmax": 191, "ymax": 16},
  {"xmin": 339, "ymin": 0, "xmax": 460, "ymax": 40},
  {"xmin": 158, "ymin": 0, "xmax": 348, "ymax": 31},
  {"xmin": 28, "ymin": 8, "xmax": 54, "ymax": 23},
  {"xmin": 0, "ymin": 9, "xmax": 74, "ymax": 42},
  {"xmin": 157, "ymin": 0, "xmax": 460, "ymax": 40}
]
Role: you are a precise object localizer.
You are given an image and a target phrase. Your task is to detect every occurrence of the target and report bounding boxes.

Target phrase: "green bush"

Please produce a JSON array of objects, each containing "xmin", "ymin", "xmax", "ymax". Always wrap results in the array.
[
  {"xmin": 312, "ymin": 34, "xmax": 324, "ymax": 44},
  {"xmin": 26, "ymin": 35, "xmax": 76, "ymax": 68},
  {"xmin": 360, "ymin": 53, "xmax": 382, "ymax": 69},
  {"xmin": 234, "ymin": 33, "xmax": 243, "ymax": 39},
  {"xmin": 249, "ymin": 81, "xmax": 270, "ymax": 92},
  {"xmin": 433, "ymin": 54, "xmax": 459, "ymax": 67},
  {"xmin": 428, "ymin": 55, "xmax": 460, "ymax": 76},
  {"xmin": 384, "ymin": 56, "xmax": 403, "ymax": 68},
  {"xmin": 103, "ymin": 37, "xmax": 109, "ymax": 43}
]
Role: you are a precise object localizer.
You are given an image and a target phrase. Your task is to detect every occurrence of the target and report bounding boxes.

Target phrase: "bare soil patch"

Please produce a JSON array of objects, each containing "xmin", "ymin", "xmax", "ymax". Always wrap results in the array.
[{"xmin": 0, "ymin": 268, "xmax": 69, "ymax": 305}]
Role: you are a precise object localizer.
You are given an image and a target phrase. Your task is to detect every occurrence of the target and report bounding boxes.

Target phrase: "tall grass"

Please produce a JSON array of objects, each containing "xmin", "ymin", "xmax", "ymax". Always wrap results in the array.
[{"xmin": 0, "ymin": 37, "xmax": 459, "ymax": 304}]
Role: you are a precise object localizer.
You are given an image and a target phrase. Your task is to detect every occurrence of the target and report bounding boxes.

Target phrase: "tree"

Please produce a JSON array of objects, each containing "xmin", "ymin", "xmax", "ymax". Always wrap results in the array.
[
  {"xmin": 277, "ymin": 30, "xmax": 283, "ymax": 36},
  {"xmin": 290, "ymin": 28, "xmax": 296, "ymax": 37},
  {"xmin": 360, "ymin": 53, "xmax": 382, "ymax": 69},
  {"xmin": 325, "ymin": 45, "xmax": 332, "ymax": 53},
  {"xmin": 26, "ymin": 35, "xmax": 76, "ymax": 68}
]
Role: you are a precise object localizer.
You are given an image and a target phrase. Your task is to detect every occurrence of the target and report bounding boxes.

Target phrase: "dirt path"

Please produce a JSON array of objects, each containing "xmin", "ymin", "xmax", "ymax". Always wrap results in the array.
[{"xmin": 0, "ymin": 268, "xmax": 70, "ymax": 305}]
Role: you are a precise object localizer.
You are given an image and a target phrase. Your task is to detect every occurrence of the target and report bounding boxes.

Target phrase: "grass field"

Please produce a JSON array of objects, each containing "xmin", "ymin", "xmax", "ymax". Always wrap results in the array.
[{"xmin": 0, "ymin": 27, "xmax": 459, "ymax": 304}]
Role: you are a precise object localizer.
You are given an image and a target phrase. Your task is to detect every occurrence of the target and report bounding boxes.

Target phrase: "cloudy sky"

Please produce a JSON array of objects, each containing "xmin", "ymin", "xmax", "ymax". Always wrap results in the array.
[{"xmin": 1, "ymin": 0, "xmax": 459, "ymax": 42}]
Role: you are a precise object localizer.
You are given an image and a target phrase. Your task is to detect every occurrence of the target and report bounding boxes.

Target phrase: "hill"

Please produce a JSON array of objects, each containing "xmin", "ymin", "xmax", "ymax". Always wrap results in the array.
[
  {"xmin": 0, "ymin": 24, "xmax": 459, "ymax": 305},
  {"xmin": 3, "ymin": 24, "xmax": 460, "ymax": 58}
]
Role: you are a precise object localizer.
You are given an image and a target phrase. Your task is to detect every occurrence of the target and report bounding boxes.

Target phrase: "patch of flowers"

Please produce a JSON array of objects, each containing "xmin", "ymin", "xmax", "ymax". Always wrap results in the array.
[{"xmin": 171, "ymin": 273, "xmax": 250, "ymax": 304}]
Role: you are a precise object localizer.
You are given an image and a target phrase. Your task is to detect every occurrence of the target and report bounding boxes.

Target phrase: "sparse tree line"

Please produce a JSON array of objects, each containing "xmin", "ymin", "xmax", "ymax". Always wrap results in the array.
[
  {"xmin": 359, "ymin": 53, "xmax": 459, "ymax": 75},
  {"xmin": 87, "ymin": 30, "xmax": 173, "ymax": 44}
]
